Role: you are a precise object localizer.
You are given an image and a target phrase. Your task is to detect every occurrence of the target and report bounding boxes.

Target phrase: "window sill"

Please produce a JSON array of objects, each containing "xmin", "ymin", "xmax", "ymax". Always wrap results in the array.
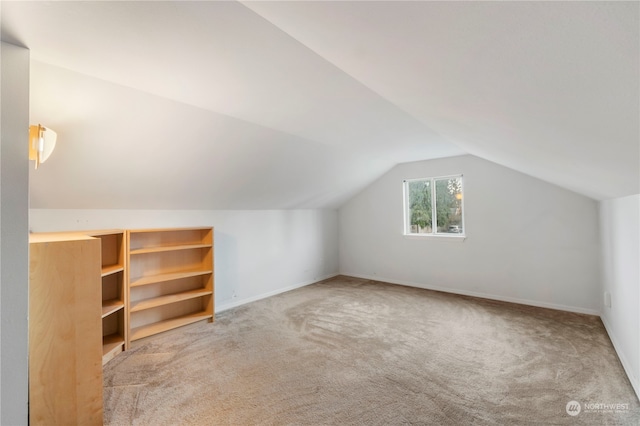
[{"xmin": 403, "ymin": 233, "xmax": 466, "ymax": 242}]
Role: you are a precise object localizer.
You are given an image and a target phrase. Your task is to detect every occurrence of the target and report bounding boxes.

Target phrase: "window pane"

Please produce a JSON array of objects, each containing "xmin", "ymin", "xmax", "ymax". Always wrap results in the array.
[
  {"xmin": 435, "ymin": 177, "xmax": 463, "ymax": 233},
  {"xmin": 407, "ymin": 180, "xmax": 432, "ymax": 233}
]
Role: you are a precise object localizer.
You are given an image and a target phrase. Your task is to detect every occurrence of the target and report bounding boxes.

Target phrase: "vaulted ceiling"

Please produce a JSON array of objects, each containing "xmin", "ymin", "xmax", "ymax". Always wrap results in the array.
[{"xmin": 2, "ymin": 1, "xmax": 637, "ymax": 209}]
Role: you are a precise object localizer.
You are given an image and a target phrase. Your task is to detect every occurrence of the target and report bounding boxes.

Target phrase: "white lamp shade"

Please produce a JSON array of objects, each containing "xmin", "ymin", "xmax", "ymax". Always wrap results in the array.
[{"xmin": 29, "ymin": 124, "xmax": 57, "ymax": 168}]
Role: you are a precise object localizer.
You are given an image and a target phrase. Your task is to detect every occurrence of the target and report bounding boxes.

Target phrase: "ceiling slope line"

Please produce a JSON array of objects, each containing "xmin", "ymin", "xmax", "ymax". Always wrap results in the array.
[
  {"xmin": 239, "ymin": 0, "xmax": 463, "ymax": 156},
  {"xmin": 28, "ymin": 57, "xmax": 344, "ymax": 151}
]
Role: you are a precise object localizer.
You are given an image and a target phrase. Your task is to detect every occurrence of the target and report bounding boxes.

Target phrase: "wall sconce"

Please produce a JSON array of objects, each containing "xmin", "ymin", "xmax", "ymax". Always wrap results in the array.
[{"xmin": 29, "ymin": 124, "xmax": 57, "ymax": 169}]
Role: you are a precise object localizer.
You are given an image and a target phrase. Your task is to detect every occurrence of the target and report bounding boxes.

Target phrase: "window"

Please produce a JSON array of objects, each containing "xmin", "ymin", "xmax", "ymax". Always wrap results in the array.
[{"xmin": 403, "ymin": 175, "xmax": 464, "ymax": 236}]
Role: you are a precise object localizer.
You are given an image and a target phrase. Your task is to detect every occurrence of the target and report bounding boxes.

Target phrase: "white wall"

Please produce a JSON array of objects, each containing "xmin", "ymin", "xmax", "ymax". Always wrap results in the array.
[
  {"xmin": 600, "ymin": 194, "xmax": 640, "ymax": 398},
  {"xmin": 1, "ymin": 42, "xmax": 30, "ymax": 425},
  {"xmin": 339, "ymin": 155, "xmax": 601, "ymax": 314},
  {"xmin": 29, "ymin": 209, "xmax": 339, "ymax": 311}
]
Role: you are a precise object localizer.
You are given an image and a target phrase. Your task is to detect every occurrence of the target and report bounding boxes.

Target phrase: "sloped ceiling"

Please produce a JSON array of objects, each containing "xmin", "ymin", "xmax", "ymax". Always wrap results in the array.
[{"xmin": 1, "ymin": 1, "xmax": 638, "ymax": 209}]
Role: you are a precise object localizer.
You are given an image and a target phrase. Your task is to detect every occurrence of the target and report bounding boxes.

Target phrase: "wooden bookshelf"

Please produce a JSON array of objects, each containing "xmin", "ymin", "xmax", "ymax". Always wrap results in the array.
[
  {"xmin": 29, "ymin": 233, "xmax": 104, "ymax": 425},
  {"xmin": 86, "ymin": 230, "xmax": 128, "ymax": 364},
  {"xmin": 127, "ymin": 227, "xmax": 214, "ymax": 344}
]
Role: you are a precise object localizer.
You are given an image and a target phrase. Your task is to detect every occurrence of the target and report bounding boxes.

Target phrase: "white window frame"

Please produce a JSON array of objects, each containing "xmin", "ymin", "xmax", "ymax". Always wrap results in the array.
[{"xmin": 403, "ymin": 174, "xmax": 465, "ymax": 239}]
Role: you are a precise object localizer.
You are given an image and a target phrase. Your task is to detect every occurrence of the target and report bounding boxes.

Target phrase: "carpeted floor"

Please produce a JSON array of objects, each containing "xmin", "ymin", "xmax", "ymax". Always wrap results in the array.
[{"xmin": 104, "ymin": 276, "xmax": 640, "ymax": 425}]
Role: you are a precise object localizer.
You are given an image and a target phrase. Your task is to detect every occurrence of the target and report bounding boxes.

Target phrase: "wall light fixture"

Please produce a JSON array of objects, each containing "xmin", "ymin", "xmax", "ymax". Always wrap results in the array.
[{"xmin": 29, "ymin": 124, "xmax": 57, "ymax": 169}]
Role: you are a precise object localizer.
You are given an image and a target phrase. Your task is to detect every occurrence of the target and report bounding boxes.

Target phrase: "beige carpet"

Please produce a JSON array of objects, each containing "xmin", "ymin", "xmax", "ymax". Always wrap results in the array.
[{"xmin": 104, "ymin": 276, "xmax": 640, "ymax": 425}]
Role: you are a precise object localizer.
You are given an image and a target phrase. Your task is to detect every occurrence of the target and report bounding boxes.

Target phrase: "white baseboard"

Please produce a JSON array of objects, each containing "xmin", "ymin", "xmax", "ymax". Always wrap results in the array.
[
  {"xmin": 215, "ymin": 273, "xmax": 339, "ymax": 313},
  {"xmin": 340, "ymin": 272, "xmax": 600, "ymax": 316},
  {"xmin": 601, "ymin": 316, "xmax": 640, "ymax": 401}
]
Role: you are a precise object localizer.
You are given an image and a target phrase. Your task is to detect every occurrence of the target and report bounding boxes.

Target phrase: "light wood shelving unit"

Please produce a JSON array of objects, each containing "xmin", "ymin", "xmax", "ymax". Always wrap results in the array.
[
  {"xmin": 87, "ymin": 230, "xmax": 128, "ymax": 365},
  {"xmin": 29, "ymin": 233, "xmax": 104, "ymax": 425},
  {"xmin": 127, "ymin": 227, "xmax": 214, "ymax": 344}
]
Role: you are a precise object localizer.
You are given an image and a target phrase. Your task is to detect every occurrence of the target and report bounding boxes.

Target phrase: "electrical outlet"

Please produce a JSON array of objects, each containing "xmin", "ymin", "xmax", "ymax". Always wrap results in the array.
[{"xmin": 604, "ymin": 291, "xmax": 611, "ymax": 308}]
